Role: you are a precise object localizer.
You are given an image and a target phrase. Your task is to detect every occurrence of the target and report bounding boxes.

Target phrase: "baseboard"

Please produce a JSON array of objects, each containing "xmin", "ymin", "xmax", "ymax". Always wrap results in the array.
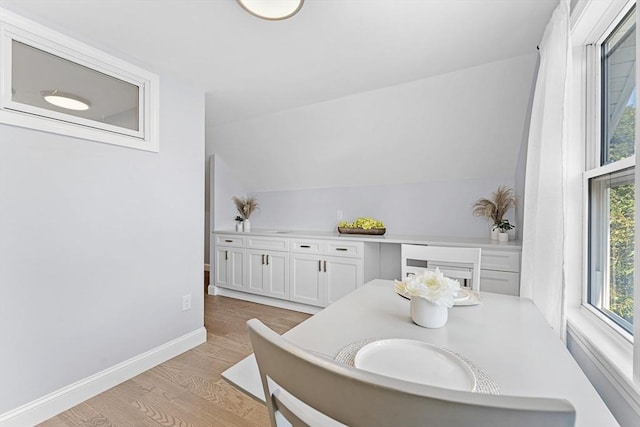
[
  {"xmin": 0, "ymin": 327, "xmax": 207, "ymax": 427},
  {"xmin": 211, "ymin": 286, "xmax": 321, "ymax": 315}
]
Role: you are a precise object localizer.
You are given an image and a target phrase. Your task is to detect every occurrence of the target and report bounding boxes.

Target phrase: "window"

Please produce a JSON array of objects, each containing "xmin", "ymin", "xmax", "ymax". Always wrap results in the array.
[
  {"xmin": 586, "ymin": 6, "xmax": 635, "ymax": 336},
  {"xmin": 588, "ymin": 168, "xmax": 635, "ymax": 333},
  {"xmin": 0, "ymin": 9, "xmax": 159, "ymax": 151}
]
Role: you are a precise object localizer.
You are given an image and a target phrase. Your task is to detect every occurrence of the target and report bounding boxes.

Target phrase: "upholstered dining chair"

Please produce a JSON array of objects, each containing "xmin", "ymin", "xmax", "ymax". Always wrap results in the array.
[
  {"xmin": 401, "ymin": 243, "xmax": 482, "ymax": 291},
  {"xmin": 247, "ymin": 318, "xmax": 576, "ymax": 427}
]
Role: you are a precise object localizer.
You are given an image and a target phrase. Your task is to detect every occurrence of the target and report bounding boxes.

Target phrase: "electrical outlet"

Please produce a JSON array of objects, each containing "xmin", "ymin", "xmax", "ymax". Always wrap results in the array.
[
  {"xmin": 337, "ymin": 210, "xmax": 343, "ymax": 220},
  {"xmin": 182, "ymin": 294, "xmax": 192, "ymax": 311}
]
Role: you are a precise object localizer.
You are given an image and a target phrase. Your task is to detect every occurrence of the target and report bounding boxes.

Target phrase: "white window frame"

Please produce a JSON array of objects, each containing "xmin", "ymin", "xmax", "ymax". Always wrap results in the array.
[
  {"xmin": 585, "ymin": 160, "xmax": 635, "ymax": 335},
  {"xmin": 569, "ymin": 0, "xmax": 640, "ymax": 410},
  {"xmin": 583, "ymin": 0, "xmax": 636, "ymax": 339},
  {"xmin": 0, "ymin": 8, "xmax": 159, "ymax": 152}
]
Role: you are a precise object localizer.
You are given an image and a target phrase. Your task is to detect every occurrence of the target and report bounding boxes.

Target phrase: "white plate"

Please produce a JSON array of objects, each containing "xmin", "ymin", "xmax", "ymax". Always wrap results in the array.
[
  {"xmin": 455, "ymin": 288, "xmax": 471, "ymax": 302},
  {"xmin": 354, "ymin": 339, "xmax": 476, "ymax": 391}
]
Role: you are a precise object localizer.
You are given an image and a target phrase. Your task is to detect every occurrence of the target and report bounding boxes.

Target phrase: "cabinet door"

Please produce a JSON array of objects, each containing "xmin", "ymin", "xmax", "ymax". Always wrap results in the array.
[
  {"xmin": 480, "ymin": 270, "xmax": 520, "ymax": 296},
  {"xmin": 262, "ymin": 252, "xmax": 289, "ymax": 299},
  {"xmin": 215, "ymin": 247, "xmax": 244, "ymax": 291},
  {"xmin": 481, "ymin": 249, "xmax": 520, "ymax": 273},
  {"xmin": 325, "ymin": 256, "xmax": 363, "ymax": 305},
  {"xmin": 246, "ymin": 250, "xmax": 266, "ymax": 295},
  {"xmin": 214, "ymin": 247, "xmax": 230, "ymax": 288},
  {"xmin": 290, "ymin": 254, "xmax": 324, "ymax": 306},
  {"xmin": 228, "ymin": 248, "xmax": 245, "ymax": 290}
]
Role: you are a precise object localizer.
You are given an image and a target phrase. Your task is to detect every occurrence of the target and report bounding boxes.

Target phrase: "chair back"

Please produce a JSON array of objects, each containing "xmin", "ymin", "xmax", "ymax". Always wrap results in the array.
[
  {"xmin": 401, "ymin": 244, "xmax": 482, "ymax": 291},
  {"xmin": 247, "ymin": 318, "xmax": 576, "ymax": 427}
]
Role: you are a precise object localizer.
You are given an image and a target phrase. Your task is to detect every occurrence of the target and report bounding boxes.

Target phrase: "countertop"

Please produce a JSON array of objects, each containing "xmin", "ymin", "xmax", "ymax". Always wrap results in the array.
[{"xmin": 213, "ymin": 229, "xmax": 522, "ymax": 251}]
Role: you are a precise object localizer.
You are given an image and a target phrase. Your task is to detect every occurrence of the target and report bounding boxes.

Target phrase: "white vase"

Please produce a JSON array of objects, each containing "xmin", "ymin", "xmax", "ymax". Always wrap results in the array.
[
  {"xmin": 491, "ymin": 226, "xmax": 500, "ymax": 240},
  {"xmin": 243, "ymin": 219, "xmax": 251, "ymax": 232},
  {"xmin": 235, "ymin": 223, "xmax": 242, "ymax": 232},
  {"xmin": 410, "ymin": 297, "xmax": 448, "ymax": 328},
  {"xmin": 498, "ymin": 232, "xmax": 509, "ymax": 242}
]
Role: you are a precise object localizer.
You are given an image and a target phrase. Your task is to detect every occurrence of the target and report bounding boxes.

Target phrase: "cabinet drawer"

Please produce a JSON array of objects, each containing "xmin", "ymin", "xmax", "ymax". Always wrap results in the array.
[
  {"xmin": 246, "ymin": 236, "xmax": 289, "ymax": 251},
  {"xmin": 480, "ymin": 270, "xmax": 520, "ymax": 296},
  {"xmin": 324, "ymin": 241, "xmax": 363, "ymax": 258},
  {"xmin": 215, "ymin": 234, "xmax": 245, "ymax": 248},
  {"xmin": 291, "ymin": 239, "xmax": 323, "ymax": 254},
  {"xmin": 481, "ymin": 250, "xmax": 520, "ymax": 273}
]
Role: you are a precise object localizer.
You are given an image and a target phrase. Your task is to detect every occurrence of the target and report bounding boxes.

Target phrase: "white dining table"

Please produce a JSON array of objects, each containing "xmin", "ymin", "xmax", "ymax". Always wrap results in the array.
[{"xmin": 222, "ymin": 279, "xmax": 618, "ymax": 426}]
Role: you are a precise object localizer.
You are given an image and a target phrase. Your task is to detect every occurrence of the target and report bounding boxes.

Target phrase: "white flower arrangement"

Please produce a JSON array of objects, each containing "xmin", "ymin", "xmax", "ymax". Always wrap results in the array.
[{"xmin": 395, "ymin": 268, "xmax": 461, "ymax": 308}]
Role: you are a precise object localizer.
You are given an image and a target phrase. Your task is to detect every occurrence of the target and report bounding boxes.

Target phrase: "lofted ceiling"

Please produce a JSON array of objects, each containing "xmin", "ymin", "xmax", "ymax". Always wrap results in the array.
[{"xmin": 0, "ymin": 0, "xmax": 559, "ymax": 130}]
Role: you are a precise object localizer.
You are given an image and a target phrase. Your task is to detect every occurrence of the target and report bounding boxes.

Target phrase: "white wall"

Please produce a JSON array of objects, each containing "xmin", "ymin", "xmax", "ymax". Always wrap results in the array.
[
  {"xmin": 206, "ymin": 155, "xmax": 247, "ymax": 269},
  {"xmin": 245, "ymin": 176, "xmax": 515, "ymax": 237},
  {"xmin": 0, "ymin": 73, "xmax": 205, "ymax": 413},
  {"xmin": 209, "ymin": 54, "xmax": 537, "ymax": 193},
  {"xmin": 212, "ymin": 155, "xmax": 247, "ymax": 232},
  {"xmin": 209, "ymin": 54, "xmax": 535, "ymax": 238}
]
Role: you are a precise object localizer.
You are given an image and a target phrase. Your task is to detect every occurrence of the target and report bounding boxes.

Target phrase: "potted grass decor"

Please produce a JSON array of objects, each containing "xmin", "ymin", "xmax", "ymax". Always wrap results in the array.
[
  {"xmin": 495, "ymin": 219, "xmax": 515, "ymax": 242},
  {"xmin": 472, "ymin": 186, "xmax": 517, "ymax": 240},
  {"xmin": 232, "ymin": 196, "xmax": 259, "ymax": 232}
]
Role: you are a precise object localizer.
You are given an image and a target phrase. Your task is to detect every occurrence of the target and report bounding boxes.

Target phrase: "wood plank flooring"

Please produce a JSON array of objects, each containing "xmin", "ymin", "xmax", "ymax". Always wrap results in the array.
[{"xmin": 39, "ymin": 295, "xmax": 311, "ymax": 427}]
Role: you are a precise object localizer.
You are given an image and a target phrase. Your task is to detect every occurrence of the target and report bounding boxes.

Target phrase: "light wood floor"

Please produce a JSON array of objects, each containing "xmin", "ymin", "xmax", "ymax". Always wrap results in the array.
[{"xmin": 40, "ymin": 294, "xmax": 311, "ymax": 426}]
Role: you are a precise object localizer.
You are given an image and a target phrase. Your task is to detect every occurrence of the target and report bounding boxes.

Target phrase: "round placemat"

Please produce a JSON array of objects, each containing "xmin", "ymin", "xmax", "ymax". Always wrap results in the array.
[{"xmin": 335, "ymin": 338, "xmax": 501, "ymax": 395}]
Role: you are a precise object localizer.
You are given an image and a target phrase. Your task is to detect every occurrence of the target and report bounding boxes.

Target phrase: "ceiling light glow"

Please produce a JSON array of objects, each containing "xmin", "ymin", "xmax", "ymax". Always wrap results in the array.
[
  {"xmin": 237, "ymin": 0, "xmax": 303, "ymax": 20},
  {"xmin": 41, "ymin": 90, "xmax": 91, "ymax": 111}
]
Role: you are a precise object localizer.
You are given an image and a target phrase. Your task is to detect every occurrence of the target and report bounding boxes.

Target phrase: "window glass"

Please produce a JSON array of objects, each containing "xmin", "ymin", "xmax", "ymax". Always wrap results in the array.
[
  {"xmin": 602, "ymin": 9, "xmax": 636, "ymax": 165},
  {"xmin": 588, "ymin": 6, "xmax": 636, "ymax": 335},
  {"xmin": 589, "ymin": 169, "xmax": 635, "ymax": 333},
  {"xmin": 10, "ymin": 40, "xmax": 140, "ymax": 133}
]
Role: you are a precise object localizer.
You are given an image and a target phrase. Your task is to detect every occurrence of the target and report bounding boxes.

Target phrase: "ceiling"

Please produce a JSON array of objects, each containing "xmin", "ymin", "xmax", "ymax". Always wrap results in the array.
[{"xmin": 0, "ymin": 0, "xmax": 559, "ymax": 130}]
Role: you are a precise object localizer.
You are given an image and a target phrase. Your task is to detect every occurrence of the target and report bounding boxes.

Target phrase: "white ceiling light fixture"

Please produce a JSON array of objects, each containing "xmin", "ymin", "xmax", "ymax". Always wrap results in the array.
[
  {"xmin": 236, "ymin": 0, "xmax": 303, "ymax": 20},
  {"xmin": 41, "ymin": 90, "xmax": 91, "ymax": 111}
]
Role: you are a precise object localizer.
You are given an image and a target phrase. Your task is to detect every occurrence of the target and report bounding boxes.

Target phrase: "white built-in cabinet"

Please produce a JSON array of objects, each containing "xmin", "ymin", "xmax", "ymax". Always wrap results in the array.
[
  {"xmin": 290, "ymin": 253, "xmax": 324, "ymax": 306},
  {"xmin": 479, "ymin": 250, "xmax": 521, "ymax": 296},
  {"xmin": 244, "ymin": 235, "xmax": 290, "ymax": 299},
  {"xmin": 214, "ymin": 235, "xmax": 245, "ymax": 291},
  {"xmin": 212, "ymin": 231, "xmax": 522, "ymax": 310},
  {"xmin": 246, "ymin": 249, "xmax": 290, "ymax": 299},
  {"xmin": 325, "ymin": 255, "xmax": 363, "ymax": 304},
  {"xmin": 289, "ymin": 239, "xmax": 364, "ymax": 307},
  {"xmin": 213, "ymin": 233, "xmax": 377, "ymax": 309}
]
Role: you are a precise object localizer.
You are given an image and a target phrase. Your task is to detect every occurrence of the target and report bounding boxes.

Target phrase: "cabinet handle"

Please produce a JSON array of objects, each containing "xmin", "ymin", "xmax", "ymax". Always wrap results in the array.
[
  {"xmin": 225, "ymin": 250, "xmax": 228, "ymax": 261},
  {"xmin": 262, "ymin": 254, "xmax": 265, "ymax": 265},
  {"xmin": 225, "ymin": 239, "xmax": 233, "ymax": 243},
  {"xmin": 301, "ymin": 245, "xmax": 311, "ymax": 248},
  {"xmin": 318, "ymin": 260, "xmax": 322, "ymax": 272},
  {"xmin": 323, "ymin": 261, "xmax": 327, "ymax": 272},
  {"xmin": 266, "ymin": 255, "xmax": 270, "ymax": 265},
  {"xmin": 336, "ymin": 248, "xmax": 348, "ymax": 251}
]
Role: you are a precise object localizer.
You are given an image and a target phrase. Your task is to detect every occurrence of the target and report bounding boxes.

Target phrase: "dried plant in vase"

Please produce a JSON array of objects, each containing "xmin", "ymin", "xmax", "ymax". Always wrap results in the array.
[
  {"xmin": 472, "ymin": 186, "xmax": 517, "ymax": 236},
  {"xmin": 232, "ymin": 196, "xmax": 259, "ymax": 232}
]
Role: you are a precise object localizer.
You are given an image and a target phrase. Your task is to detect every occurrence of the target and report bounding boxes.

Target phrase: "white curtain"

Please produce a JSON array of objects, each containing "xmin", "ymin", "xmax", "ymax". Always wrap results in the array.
[{"xmin": 521, "ymin": 0, "xmax": 571, "ymax": 339}]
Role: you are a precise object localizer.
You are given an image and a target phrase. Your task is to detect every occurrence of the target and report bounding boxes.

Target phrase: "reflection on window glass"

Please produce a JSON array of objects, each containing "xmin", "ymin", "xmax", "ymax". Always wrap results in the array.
[
  {"xmin": 602, "ymin": 8, "xmax": 635, "ymax": 165},
  {"xmin": 589, "ymin": 169, "xmax": 634, "ymax": 333},
  {"xmin": 11, "ymin": 40, "xmax": 140, "ymax": 132}
]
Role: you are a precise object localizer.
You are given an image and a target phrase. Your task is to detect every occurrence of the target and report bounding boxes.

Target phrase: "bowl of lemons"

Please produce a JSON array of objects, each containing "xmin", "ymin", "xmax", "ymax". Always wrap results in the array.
[{"xmin": 337, "ymin": 217, "xmax": 386, "ymax": 235}]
